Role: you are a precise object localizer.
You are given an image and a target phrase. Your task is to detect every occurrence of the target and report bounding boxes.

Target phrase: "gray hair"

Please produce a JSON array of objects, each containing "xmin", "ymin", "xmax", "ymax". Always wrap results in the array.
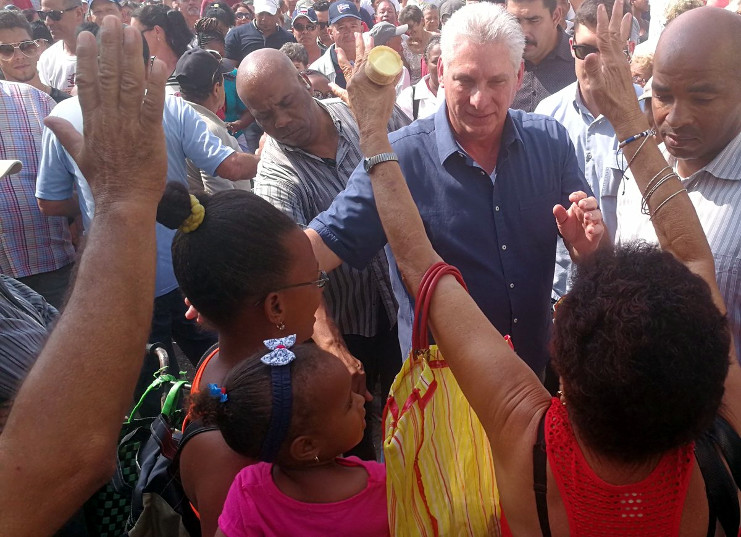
[{"xmin": 440, "ymin": 3, "xmax": 525, "ymax": 71}]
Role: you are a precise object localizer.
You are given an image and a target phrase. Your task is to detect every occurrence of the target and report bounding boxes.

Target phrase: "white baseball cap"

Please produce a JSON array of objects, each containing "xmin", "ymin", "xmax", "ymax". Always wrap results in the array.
[
  {"xmin": 0, "ymin": 160, "xmax": 22, "ymax": 177},
  {"xmin": 253, "ymin": 0, "xmax": 279, "ymax": 15}
]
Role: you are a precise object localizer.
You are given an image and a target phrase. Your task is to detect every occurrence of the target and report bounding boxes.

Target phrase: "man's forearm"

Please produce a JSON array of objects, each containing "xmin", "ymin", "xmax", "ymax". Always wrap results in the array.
[
  {"xmin": 0, "ymin": 202, "xmax": 158, "ymax": 536},
  {"xmin": 37, "ymin": 196, "xmax": 81, "ymax": 218},
  {"xmin": 214, "ymin": 152, "xmax": 259, "ymax": 182}
]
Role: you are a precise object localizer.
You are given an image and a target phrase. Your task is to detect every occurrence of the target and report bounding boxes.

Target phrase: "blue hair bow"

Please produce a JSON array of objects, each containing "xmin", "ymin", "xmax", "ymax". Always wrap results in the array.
[{"xmin": 208, "ymin": 383, "xmax": 228, "ymax": 403}]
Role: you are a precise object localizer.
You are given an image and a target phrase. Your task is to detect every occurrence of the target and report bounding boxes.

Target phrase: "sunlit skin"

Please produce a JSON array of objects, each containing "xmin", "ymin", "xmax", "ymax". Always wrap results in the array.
[
  {"xmin": 374, "ymin": 0, "xmax": 397, "ymax": 24},
  {"xmin": 440, "ymin": 40, "xmax": 523, "ymax": 171},
  {"xmin": 256, "ymin": 10, "xmax": 281, "ymax": 36},
  {"xmin": 506, "ymin": 0, "xmax": 561, "ymax": 65},
  {"xmin": 652, "ymin": 43, "xmax": 741, "ymax": 177},
  {"xmin": 423, "ymin": 5, "xmax": 439, "ymax": 31},
  {"xmin": 88, "ymin": 0, "xmax": 121, "ymax": 24},
  {"xmin": 0, "ymin": 27, "xmax": 40, "ymax": 83},
  {"xmin": 329, "ymin": 17, "xmax": 361, "ymax": 60},
  {"xmin": 40, "ymin": 0, "xmax": 83, "ymax": 50}
]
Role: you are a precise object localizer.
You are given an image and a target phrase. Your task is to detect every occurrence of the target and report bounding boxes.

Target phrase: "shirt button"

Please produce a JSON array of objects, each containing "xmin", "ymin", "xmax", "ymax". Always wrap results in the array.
[
  {"xmin": 586, "ymin": 152, "xmax": 592, "ymax": 162},
  {"xmin": 502, "ymin": 244, "xmax": 507, "ymax": 251},
  {"xmin": 495, "ymin": 206, "xmax": 500, "ymax": 211},
  {"xmin": 509, "ymin": 283, "xmax": 515, "ymax": 288},
  {"xmin": 513, "ymin": 318, "xmax": 519, "ymax": 324},
  {"xmin": 480, "ymin": 170, "xmax": 486, "ymax": 176}
]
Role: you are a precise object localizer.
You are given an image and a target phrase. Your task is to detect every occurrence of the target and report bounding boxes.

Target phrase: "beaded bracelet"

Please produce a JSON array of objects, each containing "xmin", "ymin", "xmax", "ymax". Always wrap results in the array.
[{"xmin": 619, "ymin": 129, "xmax": 655, "ymax": 149}]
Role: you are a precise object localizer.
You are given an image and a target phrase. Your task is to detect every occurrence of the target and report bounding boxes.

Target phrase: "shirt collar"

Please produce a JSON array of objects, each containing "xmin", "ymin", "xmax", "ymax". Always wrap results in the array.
[
  {"xmin": 434, "ymin": 100, "xmax": 522, "ymax": 166},
  {"xmin": 665, "ymin": 129, "xmax": 741, "ymax": 182}
]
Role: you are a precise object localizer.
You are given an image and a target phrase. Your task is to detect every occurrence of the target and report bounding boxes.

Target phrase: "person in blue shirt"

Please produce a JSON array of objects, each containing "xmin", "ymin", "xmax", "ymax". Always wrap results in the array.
[{"xmin": 307, "ymin": 3, "xmax": 605, "ymax": 378}]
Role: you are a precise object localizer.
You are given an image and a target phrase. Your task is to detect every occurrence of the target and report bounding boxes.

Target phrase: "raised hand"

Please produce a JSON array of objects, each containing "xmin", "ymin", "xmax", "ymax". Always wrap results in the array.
[
  {"xmin": 554, "ymin": 191, "xmax": 605, "ymax": 262},
  {"xmin": 44, "ymin": 17, "xmax": 168, "ymax": 212}
]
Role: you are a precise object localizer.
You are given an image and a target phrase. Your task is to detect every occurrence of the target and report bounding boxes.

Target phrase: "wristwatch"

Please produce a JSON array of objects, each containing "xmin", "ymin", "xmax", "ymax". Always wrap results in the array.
[{"xmin": 363, "ymin": 152, "xmax": 399, "ymax": 173}]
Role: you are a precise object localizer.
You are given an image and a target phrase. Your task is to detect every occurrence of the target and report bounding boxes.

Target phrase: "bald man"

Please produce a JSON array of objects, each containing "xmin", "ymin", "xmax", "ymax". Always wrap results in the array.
[
  {"xmin": 615, "ymin": 7, "xmax": 741, "ymax": 360},
  {"xmin": 237, "ymin": 49, "xmax": 409, "ymax": 459}
]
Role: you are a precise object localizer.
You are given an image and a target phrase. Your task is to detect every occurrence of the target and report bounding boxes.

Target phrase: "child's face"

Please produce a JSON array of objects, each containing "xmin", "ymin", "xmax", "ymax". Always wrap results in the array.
[{"xmin": 316, "ymin": 358, "xmax": 367, "ymax": 455}]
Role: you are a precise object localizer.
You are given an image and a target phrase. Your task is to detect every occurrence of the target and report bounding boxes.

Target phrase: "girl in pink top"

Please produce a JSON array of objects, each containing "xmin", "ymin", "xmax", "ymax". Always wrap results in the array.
[{"xmin": 190, "ymin": 338, "xmax": 390, "ymax": 537}]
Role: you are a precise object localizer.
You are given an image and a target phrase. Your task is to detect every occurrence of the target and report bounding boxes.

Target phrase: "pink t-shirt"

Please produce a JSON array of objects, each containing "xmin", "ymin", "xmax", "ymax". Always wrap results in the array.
[{"xmin": 219, "ymin": 457, "xmax": 390, "ymax": 537}]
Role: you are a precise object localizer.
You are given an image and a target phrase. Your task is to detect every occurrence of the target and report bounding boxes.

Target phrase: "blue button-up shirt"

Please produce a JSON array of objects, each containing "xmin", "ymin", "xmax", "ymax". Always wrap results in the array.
[{"xmin": 310, "ymin": 104, "xmax": 590, "ymax": 374}]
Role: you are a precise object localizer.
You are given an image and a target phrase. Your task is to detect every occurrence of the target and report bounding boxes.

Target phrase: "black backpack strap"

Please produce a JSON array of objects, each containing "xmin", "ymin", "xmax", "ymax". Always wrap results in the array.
[
  {"xmin": 713, "ymin": 415, "xmax": 741, "ymax": 487},
  {"xmin": 533, "ymin": 410, "xmax": 552, "ymax": 537},
  {"xmin": 180, "ymin": 419, "xmax": 219, "ymax": 452},
  {"xmin": 412, "ymin": 85, "xmax": 420, "ymax": 121},
  {"xmin": 695, "ymin": 421, "xmax": 740, "ymax": 537}
]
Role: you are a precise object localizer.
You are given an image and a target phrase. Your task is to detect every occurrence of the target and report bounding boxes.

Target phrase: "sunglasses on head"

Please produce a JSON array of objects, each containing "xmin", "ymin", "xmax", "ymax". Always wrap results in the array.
[
  {"xmin": 37, "ymin": 5, "xmax": 78, "ymax": 21},
  {"xmin": 0, "ymin": 39, "xmax": 43, "ymax": 60},
  {"xmin": 293, "ymin": 21, "xmax": 316, "ymax": 31}
]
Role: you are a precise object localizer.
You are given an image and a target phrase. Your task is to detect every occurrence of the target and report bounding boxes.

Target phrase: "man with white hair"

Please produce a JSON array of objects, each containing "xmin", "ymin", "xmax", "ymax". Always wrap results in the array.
[{"xmin": 307, "ymin": 3, "xmax": 603, "ymax": 376}]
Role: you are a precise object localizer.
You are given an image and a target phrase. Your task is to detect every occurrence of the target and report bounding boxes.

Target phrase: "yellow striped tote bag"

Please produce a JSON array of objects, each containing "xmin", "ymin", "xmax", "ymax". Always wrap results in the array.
[{"xmin": 382, "ymin": 262, "xmax": 501, "ymax": 537}]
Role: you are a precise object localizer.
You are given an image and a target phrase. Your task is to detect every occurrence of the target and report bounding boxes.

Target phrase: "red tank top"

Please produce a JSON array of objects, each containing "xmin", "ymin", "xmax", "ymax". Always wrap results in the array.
[{"xmin": 546, "ymin": 398, "xmax": 695, "ymax": 537}]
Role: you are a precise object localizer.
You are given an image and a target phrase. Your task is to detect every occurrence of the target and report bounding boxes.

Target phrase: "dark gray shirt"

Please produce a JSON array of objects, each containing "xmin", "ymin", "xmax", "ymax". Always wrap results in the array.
[{"xmin": 512, "ymin": 29, "xmax": 576, "ymax": 113}]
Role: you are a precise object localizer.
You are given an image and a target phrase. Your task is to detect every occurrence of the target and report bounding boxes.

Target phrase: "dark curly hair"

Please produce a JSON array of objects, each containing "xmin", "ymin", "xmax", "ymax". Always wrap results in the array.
[
  {"xmin": 189, "ymin": 343, "xmax": 334, "ymax": 461},
  {"xmin": 156, "ymin": 183, "xmax": 298, "ymax": 327},
  {"xmin": 551, "ymin": 242, "xmax": 730, "ymax": 463}
]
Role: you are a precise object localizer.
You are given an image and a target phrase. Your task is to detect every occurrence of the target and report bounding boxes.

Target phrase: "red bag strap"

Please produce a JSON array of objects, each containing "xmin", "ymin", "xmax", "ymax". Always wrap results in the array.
[{"xmin": 412, "ymin": 262, "xmax": 468, "ymax": 351}]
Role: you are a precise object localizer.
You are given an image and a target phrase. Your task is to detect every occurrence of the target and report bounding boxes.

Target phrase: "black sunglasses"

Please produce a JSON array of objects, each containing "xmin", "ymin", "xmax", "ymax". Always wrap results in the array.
[
  {"xmin": 0, "ymin": 39, "xmax": 42, "ymax": 60},
  {"xmin": 37, "ymin": 5, "xmax": 78, "ymax": 21},
  {"xmin": 571, "ymin": 42, "xmax": 599, "ymax": 60},
  {"xmin": 293, "ymin": 21, "xmax": 316, "ymax": 31}
]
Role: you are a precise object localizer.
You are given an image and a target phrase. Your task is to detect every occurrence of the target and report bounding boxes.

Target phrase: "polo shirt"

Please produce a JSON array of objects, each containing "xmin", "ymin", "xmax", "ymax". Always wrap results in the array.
[
  {"xmin": 512, "ymin": 29, "xmax": 576, "ymax": 113},
  {"xmin": 225, "ymin": 21, "xmax": 296, "ymax": 63},
  {"xmin": 310, "ymin": 103, "xmax": 590, "ymax": 373},
  {"xmin": 615, "ymin": 131, "xmax": 741, "ymax": 361},
  {"xmin": 36, "ymin": 96, "xmax": 235, "ymax": 297}
]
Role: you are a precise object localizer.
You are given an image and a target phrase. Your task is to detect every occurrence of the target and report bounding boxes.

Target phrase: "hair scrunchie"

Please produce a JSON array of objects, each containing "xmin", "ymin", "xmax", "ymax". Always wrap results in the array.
[{"xmin": 179, "ymin": 194, "xmax": 205, "ymax": 233}]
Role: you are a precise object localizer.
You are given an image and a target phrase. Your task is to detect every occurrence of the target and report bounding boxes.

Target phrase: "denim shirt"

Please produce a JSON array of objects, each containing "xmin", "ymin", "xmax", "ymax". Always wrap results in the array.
[{"xmin": 310, "ymin": 103, "xmax": 590, "ymax": 374}]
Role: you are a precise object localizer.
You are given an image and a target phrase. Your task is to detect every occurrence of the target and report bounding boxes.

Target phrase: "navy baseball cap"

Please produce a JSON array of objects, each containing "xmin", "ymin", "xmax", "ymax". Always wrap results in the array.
[
  {"xmin": 328, "ymin": 0, "xmax": 360, "ymax": 24},
  {"xmin": 291, "ymin": 5, "xmax": 318, "ymax": 23}
]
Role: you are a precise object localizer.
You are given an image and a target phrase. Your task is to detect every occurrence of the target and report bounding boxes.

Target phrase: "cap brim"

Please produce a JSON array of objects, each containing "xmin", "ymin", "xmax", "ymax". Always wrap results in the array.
[
  {"xmin": 0, "ymin": 160, "xmax": 22, "ymax": 177},
  {"xmin": 395, "ymin": 24, "xmax": 408, "ymax": 35},
  {"xmin": 292, "ymin": 14, "xmax": 318, "ymax": 23},
  {"xmin": 330, "ymin": 13, "xmax": 360, "ymax": 24}
]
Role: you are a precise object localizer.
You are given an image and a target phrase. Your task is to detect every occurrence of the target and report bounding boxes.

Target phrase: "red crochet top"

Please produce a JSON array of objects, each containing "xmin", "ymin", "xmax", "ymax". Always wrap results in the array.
[{"xmin": 546, "ymin": 398, "xmax": 695, "ymax": 536}]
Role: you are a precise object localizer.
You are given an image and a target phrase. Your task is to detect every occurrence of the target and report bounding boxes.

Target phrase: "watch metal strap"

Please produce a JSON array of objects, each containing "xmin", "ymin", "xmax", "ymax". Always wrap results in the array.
[{"xmin": 366, "ymin": 152, "xmax": 399, "ymax": 171}]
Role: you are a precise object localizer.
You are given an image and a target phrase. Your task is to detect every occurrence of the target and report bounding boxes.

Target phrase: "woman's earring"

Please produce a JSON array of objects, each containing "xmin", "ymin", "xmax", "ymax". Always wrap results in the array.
[{"xmin": 276, "ymin": 322, "xmax": 285, "ymax": 331}]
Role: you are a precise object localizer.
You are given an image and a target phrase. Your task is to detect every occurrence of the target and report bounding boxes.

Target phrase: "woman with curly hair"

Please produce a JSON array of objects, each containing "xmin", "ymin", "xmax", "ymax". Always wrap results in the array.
[{"xmin": 348, "ymin": 1, "xmax": 741, "ymax": 535}]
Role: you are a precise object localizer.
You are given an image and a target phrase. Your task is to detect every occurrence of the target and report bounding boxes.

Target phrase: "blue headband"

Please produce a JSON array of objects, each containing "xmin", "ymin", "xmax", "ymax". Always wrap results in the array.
[{"xmin": 259, "ymin": 334, "xmax": 297, "ymax": 462}]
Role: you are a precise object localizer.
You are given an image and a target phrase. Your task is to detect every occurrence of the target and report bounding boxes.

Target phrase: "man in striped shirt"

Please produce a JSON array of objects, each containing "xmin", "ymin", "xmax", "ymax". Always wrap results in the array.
[
  {"xmin": 615, "ymin": 7, "xmax": 741, "ymax": 360},
  {"xmin": 239, "ymin": 48, "xmax": 409, "ymax": 458}
]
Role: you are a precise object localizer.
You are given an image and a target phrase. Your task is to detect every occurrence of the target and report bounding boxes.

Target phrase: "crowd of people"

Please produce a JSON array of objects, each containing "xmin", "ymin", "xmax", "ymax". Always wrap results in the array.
[{"xmin": 0, "ymin": 0, "xmax": 740, "ymax": 532}]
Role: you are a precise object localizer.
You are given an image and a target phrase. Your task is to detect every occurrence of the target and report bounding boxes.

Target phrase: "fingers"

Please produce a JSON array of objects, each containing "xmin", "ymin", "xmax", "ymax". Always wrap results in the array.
[
  {"xmin": 44, "ymin": 117, "xmax": 84, "ymax": 159},
  {"xmin": 568, "ymin": 190, "xmax": 588, "ymax": 203},
  {"xmin": 335, "ymin": 45, "xmax": 349, "ymax": 68},
  {"xmin": 353, "ymin": 31, "xmax": 366, "ymax": 68},
  {"xmin": 74, "ymin": 30, "xmax": 101, "ymax": 128},
  {"xmin": 620, "ymin": 12, "xmax": 633, "ymax": 43},
  {"xmin": 98, "ymin": 16, "xmax": 123, "ymax": 114},
  {"xmin": 118, "ymin": 24, "xmax": 145, "ymax": 113},
  {"xmin": 553, "ymin": 204, "xmax": 569, "ymax": 227},
  {"xmin": 140, "ymin": 57, "xmax": 167, "ymax": 131},
  {"xmin": 328, "ymin": 82, "xmax": 349, "ymax": 105}
]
